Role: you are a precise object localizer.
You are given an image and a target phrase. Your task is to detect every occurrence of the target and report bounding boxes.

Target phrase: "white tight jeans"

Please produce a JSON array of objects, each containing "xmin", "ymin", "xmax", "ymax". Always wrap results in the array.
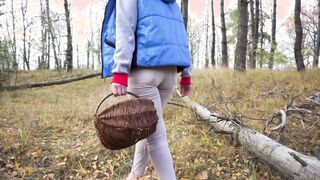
[{"xmin": 128, "ymin": 67, "xmax": 177, "ymax": 180}]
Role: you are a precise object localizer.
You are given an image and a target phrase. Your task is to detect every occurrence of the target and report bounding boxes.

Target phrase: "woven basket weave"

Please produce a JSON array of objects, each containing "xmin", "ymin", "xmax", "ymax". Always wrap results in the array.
[{"xmin": 94, "ymin": 92, "xmax": 158, "ymax": 150}]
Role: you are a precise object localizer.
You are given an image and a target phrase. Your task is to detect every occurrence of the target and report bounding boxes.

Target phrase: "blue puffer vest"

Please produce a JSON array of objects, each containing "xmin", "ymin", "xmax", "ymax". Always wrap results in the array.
[{"xmin": 101, "ymin": 0, "xmax": 191, "ymax": 78}]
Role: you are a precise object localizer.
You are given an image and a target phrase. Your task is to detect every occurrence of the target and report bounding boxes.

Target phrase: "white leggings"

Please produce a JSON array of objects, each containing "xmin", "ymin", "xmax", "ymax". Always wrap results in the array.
[{"xmin": 128, "ymin": 67, "xmax": 177, "ymax": 180}]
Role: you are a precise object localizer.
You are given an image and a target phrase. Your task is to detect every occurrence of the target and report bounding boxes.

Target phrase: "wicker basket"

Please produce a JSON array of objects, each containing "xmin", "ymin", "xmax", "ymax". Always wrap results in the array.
[{"xmin": 94, "ymin": 92, "xmax": 158, "ymax": 150}]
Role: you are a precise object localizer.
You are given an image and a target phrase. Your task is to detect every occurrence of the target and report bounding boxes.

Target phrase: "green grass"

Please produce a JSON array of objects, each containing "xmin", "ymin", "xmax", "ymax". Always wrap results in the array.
[{"xmin": 0, "ymin": 69, "xmax": 319, "ymax": 179}]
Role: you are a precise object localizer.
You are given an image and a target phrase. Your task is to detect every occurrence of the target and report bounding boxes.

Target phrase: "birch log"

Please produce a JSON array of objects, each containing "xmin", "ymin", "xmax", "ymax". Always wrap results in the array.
[
  {"xmin": 182, "ymin": 97, "xmax": 320, "ymax": 179},
  {"xmin": 0, "ymin": 73, "xmax": 101, "ymax": 91}
]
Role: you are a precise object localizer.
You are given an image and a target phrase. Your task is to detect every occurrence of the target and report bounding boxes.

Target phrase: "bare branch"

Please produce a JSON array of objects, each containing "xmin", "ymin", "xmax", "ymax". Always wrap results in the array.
[
  {"xmin": 167, "ymin": 102, "xmax": 188, "ymax": 108},
  {"xmin": 306, "ymin": 98, "xmax": 320, "ymax": 106},
  {"xmin": 270, "ymin": 110, "xmax": 287, "ymax": 132}
]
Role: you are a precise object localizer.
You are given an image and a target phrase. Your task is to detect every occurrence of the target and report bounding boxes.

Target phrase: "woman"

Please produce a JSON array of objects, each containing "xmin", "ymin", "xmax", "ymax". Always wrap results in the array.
[{"xmin": 101, "ymin": 0, "xmax": 192, "ymax": 179}]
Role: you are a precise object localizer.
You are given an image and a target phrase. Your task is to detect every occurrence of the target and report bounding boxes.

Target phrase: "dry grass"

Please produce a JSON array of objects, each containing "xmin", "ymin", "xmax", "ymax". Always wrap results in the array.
[{"xmin": 0, "ymin": 69, "xmax": 319, "ymax": 179}]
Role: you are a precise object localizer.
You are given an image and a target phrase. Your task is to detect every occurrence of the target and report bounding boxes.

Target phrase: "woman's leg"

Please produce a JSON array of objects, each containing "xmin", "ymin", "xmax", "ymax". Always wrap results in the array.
[
  {"xmin": 147, "ymin": 67, "xmax": 177, "ymax": 180},
  {"xmin": 127, "ymin": 67, "xmax": 177, "ymax": 179},
  {"xmin": 127, "ymin": 68, "xmax": 163, "ymax": 177},
  {"xmin": 130, "ymin": 139, "xmax": 148, "ymax": 177}
]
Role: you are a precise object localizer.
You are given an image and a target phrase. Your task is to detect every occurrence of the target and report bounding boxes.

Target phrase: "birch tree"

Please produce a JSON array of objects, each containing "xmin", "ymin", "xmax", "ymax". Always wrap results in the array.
[
  {"xmin": 0, "ymin": 1, "xmax": 8, "ymax": 74},
  {"xmin": 90, "ymin": 8, "xmax": 95, "ymax": 70},
  {"xmin": 39, "ymin": 0, "xmax": 47, "ymax": 69},
  {"xmin": 313, "ymin": 0, "xmax": 320, "ymax": 68},
  {"xmin": 269, "ymin": 0, "xmax": 277, "ymax": 69},
  {"xmin": 21, "ymin": 0, "xmax": 30, "ymax": 70},
  {"xmin": 64, "ymin": 0, "xmax": 73, "ymax": 72},
  {"xmin": 10, "ymin": 0, "xmax": 17, "ymax": 70},
  {"xmin": 0, "ymin": 0, "xmax": 4, "ymax": 17},
  {"xmin": 253, "ymin": 0, "xmax": 259, "ymax": 69},
  {"xmin": 45, "ymin": 0, "xmax": 51, "ymax": 69},
  {"xmin": 211, "ymin": 0, "xmax": 215, "ymax": 67},
  {"xmin": 76, "ymin": 45, "xmax": 79, "ymax": 69},
  {"xmin": 249, "ymin": 0, "xmax": 259, "ymax": 69},
  {"xmin": 86, "ymin": 40, "xmax": 90, "ymax": 69},
  {"xmin": 181, "ymin": 0, "xmax": 188, "ymax": 30},
  {"xmin": 188, "ymin": 19, "xmax": 202, "ymax": 66},
  {"xmin": 205, "ymin": 0, "xmax": 209, "ymax": 68}
]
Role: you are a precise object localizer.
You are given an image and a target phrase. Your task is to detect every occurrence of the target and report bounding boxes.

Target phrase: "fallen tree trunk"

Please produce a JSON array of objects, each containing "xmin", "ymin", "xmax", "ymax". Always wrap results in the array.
[
  {"xmin": 182, "ymin": 97, "xmax": 320, "ymax": 180},
  {"xmin": 0, "ymin": 73, "xmax": 101, "ymax": 91}
]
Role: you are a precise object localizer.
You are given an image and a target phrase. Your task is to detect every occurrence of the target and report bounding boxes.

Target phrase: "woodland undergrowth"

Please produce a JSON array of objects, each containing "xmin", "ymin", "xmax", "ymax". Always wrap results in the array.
[{"xmin": 0, "ymin": 69, "xmax": 319, "ymax": 179}]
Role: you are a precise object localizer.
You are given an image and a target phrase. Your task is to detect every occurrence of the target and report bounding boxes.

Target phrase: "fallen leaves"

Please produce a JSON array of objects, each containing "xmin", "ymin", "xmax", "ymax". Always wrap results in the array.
[
  {"xmin": 1, "ymin": 69, "xmax": 319, "ymax": 179},
  {"xmin": 15, "ymin": 161, "xmax": 20, "ymax": 171},
  {"xmin": 43, "ymin": 173, "xmax": 55, "ymax": 179},
  {"xmin": 196, "ymin": 170, "xmax": 208, "ymax": 179},
  {"xmin": 55, "ymin": 162, "xmax": 66, "ymax": 169},
  {"xmin": 28, "ymin": 147, "xmax": 43, "ymax": 158},
  {"xmin": 23, "ymin": 167, "xmax": 34, "ymax": 176}
]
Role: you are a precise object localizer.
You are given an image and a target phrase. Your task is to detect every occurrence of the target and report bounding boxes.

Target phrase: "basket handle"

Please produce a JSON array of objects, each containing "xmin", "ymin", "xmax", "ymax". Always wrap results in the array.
[{"xmin": 95, "ymin": 92, "xmax": 140, "ymax": 114}]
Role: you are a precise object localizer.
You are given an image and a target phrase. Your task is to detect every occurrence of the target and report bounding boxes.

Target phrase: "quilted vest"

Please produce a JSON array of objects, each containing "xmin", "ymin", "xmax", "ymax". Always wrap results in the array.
[{"xmin": 101, "ymin": 0, "xmax": 191, "ymax": 78}]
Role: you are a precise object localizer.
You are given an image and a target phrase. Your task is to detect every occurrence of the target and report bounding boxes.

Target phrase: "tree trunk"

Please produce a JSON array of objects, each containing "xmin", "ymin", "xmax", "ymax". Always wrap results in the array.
[
  {"xmin": 269, "ymin": 0, "xmax": 277, "ymax": 70},
  {"xmin": 51, "ymin": 30, "xmax": 60, "ymax": 70},
  {"xmin": 46, "ymin": 0, "xmax": 50, "ymax": 70},
  {"xmin": 97, "ymin": 23, "xmax": 102, "ymax": 66},
  {"xmin": 259, "ymin": 0, "xmax": 264, "ymax": 68},
  {"xmin": 294, "ymin": 0, "xmax": 305, "ymax": 71},
  {"xmin": 249, "ymin": 0, "xmax": 255, "ymax": 69},
  {"xmin": 313, "ymin": 0, "xmax": 320, "ymax": 68},
  {"xmin": 253, "ymin": 0, "xmax": 259, "ymax": 69},
  {"xmin": 220, "ymin": 0, "xmax": 228, "ymax": 67},
  {"xmin": 40, "ymin": 0, "xmax": 47, "ymax": 70},
  {"xmin": 211, "ymin": 0, "xmax": 215, "ymax": 68},
  {"xmin": 91, "ymin": 48, "xmax": 94, "ymax": 70},
  {"xmin": 47, "ymin": 32, "xmax": 50, "ymax": 69},
  {"xmin": 97, "ymin": 44, "xmax": 101, "ymax": 66},
  {"xmin": 77, "ymin": 45, "xmax": 80, "ymax": 69},
  {"xmin": 90, "ymin": 8, "xmax": 95, "ymax": 70},
  {"xmin": 47, "ymin": 10, "xmax": 60, "ymax": 71},
  {"xmin": 10, "ymin": 0, "xmax": 18, "ymax": 70},
  {"xmin": 50, "ymin": 24, "xmax": 62, "ymax": 71},
  {"xmin": 64, "ymin": 0, "xmax": 73, "ymax": 72},
  {"xmin": 22, "ymin": 15, "xmax": 27, "ymax": 71},
  {"xmin": 181, "ymin": 0, "xmax": 188, "ymax": 30},
  {"xmin": 249, "ymin": 0, "xmax": 259, "ymax": 69},
  {"xmin": 27, "ymin": 29, "xmax": 31, "ymax": 66},
  {"xmin": 182, "ymin": 96, "xmax": 320, "ymax": 180},
  {"xmin": 0, "ymin": 0, "xmax": 5, "ymax": 17},
  {"xmin": 21, "ymin": 0, "xmax": 30, "ymax": 71},
  {"xmin": 205, "ymin": 0, "xmax": 209, "ymax": 68},
  {"xmin": 234, "ymin": 0, "xmax": 249, "ymax": 72},
  {"xmin": 87, "ymin": 40, "xmax": 90, "ymax": 69}
]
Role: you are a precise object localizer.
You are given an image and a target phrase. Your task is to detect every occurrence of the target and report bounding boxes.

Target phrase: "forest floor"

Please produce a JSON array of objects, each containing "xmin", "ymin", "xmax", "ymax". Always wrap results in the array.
[{"xmin": 0, "ymin": 69, "xmax": 319, "ymax": 179}]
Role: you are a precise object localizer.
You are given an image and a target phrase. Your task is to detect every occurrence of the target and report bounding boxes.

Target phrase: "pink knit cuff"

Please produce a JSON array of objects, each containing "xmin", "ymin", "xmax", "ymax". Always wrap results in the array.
[{"xmin": 112, "ymin": 73, "xmax": 129, "ymax": 87}]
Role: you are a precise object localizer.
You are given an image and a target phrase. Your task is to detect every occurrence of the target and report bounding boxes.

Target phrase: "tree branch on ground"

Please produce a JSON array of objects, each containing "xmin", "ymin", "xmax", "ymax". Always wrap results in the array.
[
  {"xmin": 179, "ymin": 92, "xmax": 320, "ymax": 179},
  {"xmin": 0, "ymin": 73, "xmax": 101, "ymax": 91}
]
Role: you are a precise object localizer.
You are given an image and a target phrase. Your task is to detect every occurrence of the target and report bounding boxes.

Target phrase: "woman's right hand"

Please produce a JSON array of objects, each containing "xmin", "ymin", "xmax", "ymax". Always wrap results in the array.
[{"xmin": 111, "ymin": 83, "xmax": 127, "ymax": 96}]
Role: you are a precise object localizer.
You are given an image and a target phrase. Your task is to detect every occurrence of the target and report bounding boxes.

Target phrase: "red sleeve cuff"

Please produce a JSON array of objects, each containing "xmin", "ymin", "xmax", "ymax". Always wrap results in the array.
[
  {"xmin": 180, "ymin": 77, "xmax": 191, "ymax": 86},
  {"xmin": 112, "ymin": 73, "xmax": 129, "ymax": 87}
]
